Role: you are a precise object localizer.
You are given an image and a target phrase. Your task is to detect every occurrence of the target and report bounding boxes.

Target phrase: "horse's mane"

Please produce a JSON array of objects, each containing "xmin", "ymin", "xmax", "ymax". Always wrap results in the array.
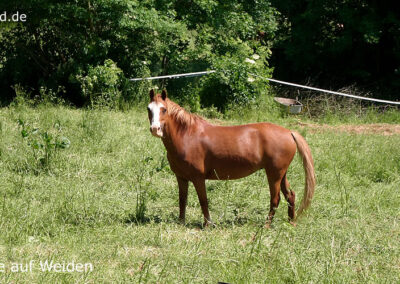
[{"xmin": 166, "ymin": 98, "xmax": 207, "ymax": 129}]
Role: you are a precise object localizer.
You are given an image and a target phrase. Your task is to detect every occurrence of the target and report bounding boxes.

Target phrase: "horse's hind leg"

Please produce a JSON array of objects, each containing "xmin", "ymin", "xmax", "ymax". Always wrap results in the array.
[
  {"xmin": 281, "ymin": 173, "xmax": 296, "ymax": 223},
  {"xmin": 265, "ymin": 171, "xmax": 282, "ymax": 228}
]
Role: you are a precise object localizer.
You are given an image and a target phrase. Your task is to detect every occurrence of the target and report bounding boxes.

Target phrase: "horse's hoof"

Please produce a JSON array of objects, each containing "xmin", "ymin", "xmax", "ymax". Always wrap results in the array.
[
  {"xmin": 289, "ymin": 221, "xmax": 297, "ymax": 227},
  {"xmin": 178, "ymin": 218, "xmax": 186, "ymax": 225},
  {"xmin": 203, "ymin": 220, "xmax": 216, "ymax": 228}
]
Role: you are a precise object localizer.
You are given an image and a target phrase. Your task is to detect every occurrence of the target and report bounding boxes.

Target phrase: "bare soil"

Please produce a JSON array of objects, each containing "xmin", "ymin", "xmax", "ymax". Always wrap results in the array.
[{"xmin": 294, "ymin": 122, "xmax": 400, "ymax": 136}]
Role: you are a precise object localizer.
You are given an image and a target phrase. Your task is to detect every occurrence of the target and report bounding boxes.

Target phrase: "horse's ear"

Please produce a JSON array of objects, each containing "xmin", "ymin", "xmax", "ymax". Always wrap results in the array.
[
  {"xmin": 161, "ymin": 89, "xmax": 167, "ymax": 101},
  {"xmin": 149, "ymin": 89, "xmax": 155, "ymax": 100}
]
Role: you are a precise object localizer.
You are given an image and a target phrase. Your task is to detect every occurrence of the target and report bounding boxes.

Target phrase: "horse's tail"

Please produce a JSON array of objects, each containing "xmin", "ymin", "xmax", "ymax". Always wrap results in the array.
[{"xmin": 291, "ymin": 132, "xmax": 316, "ymax": 219}]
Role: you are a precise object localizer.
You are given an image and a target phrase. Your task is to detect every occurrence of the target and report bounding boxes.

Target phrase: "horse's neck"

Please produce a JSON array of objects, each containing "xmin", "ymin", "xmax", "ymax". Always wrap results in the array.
[{"xmin": 162, "ymin": 118, "xmax": 198, "ymax": 155}]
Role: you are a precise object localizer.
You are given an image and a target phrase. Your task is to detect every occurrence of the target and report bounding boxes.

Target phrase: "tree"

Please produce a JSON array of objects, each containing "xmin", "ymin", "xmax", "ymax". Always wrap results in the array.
[
  {"xmin": 0, "ymin": 0, "xmax": 278, "ymax": 109},
  {"xmin": 271, "ymin": 0, "xmax": 400, "ymax": 98}
]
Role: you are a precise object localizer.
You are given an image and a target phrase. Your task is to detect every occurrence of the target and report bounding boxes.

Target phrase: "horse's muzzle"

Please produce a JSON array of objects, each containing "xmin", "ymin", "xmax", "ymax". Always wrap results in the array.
[{"xmin": 150, "ymin": 126, "xmax": 163, "ymax": 138}]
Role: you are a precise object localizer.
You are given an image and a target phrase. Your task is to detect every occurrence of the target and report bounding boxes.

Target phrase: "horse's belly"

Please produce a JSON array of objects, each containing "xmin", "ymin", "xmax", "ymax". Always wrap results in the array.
[
  {"xmin": 205, "ymin": 154, "xmax": 263, "ymax": 180},
  {"xmin": 204, "ymin": 129, "xmax": 265, "ymax": 179},
  {"xmin": 205, "ymin": 167, "xmax": 260, "ymax": 180}
]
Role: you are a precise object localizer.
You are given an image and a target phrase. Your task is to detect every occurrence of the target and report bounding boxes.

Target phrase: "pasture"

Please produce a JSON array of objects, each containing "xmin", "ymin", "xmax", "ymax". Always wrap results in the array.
[{"xmin": 0, "ymin": 103, "xmax": 399, "ymax": 283}]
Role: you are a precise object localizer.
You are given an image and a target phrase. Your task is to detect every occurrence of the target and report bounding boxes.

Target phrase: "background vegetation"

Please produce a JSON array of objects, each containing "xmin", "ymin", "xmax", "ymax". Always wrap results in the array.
[
  {"xmin": 271, "ymin": 0, "xmax": 400, "ymax": 99},
  {"xmin": 1, "ymin": 0, "xmax": 399, "ymax": 109},
  {"xmin": 0, "ymin": 0, "xmax": 276, "ymax": 110}
]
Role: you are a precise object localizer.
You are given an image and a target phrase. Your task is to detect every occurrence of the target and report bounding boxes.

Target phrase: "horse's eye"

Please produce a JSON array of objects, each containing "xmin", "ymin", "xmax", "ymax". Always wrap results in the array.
[{"xmin": 162, "ymin": 108, "xmax": 167, "ymax": 114}]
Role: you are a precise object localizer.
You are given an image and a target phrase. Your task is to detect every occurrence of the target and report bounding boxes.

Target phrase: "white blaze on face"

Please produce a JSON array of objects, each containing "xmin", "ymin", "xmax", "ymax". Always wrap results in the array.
[{"xmin": 148, "ymin": 101, "xmax": 164, "ymax": 137}]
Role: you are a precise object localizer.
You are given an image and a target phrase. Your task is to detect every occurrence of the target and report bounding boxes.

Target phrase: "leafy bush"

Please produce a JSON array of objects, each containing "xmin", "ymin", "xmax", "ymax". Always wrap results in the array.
[
  {"xmin": 120, "ymin": 63, "xmax": 153, "ymax": 108},
  {"xmin": 76, "ymin": 59, "xmax": 123, "ymax": 108},
  {"xmin": 10, "ymin": 84, "xmax": 33, "ymax": 107},
  {"xmin": 38, "ymin": 86, "xmax": 66, "ymax": 105},
  {"xmin": 199, "ymin": 52, "xmax": 273, "ymax": 111}
]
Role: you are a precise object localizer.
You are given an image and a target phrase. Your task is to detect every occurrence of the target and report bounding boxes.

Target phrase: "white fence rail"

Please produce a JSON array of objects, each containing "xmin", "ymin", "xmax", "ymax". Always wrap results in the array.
[{"xmin": 130, "ymin": 70, "xmax": 400, "ymax": 105}]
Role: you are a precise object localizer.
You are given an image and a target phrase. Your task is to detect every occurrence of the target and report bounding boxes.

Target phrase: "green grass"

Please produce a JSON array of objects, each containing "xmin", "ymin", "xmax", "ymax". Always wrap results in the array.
[{"xmin": 0, "ymin": 104, "xmax": 399, "ymax": 283}]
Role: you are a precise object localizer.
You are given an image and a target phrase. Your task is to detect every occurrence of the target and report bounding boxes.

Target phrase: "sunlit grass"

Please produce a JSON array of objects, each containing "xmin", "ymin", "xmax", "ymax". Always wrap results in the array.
[{"xmin": 0, "ymin": 104, "xmax": 399, "ymax": 282}]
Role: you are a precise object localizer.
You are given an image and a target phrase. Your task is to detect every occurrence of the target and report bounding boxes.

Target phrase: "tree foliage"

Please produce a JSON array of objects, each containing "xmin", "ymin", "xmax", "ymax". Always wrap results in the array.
[
  {"xmin": 271, "ymin": 0, "xmax": 400, "ymax": 98},
  {"xmin": 0, "ymin": 0, "xmax": 399, "ymax": 107},
  {"xmin": 0, "ymin": 0, "xmax": 276, "ymax": 109}
]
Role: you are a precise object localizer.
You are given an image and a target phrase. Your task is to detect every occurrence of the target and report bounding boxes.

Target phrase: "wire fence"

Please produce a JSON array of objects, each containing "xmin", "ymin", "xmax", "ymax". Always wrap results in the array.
[{"xmin": 130, "ymin": 70, "xmax": 400, "ymax": 105}]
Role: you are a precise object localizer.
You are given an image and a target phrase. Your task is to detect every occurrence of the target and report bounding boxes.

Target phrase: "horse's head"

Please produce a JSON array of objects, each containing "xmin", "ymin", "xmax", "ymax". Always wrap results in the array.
[{"xmin": 147, "ymin": 89, "xmax": 168, "ymax": 138}]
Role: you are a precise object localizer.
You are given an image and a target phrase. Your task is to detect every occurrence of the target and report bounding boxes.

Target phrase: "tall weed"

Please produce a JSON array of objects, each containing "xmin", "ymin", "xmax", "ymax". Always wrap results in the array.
[{"xmin": 18, "ymin": 118, "xmax": 70, "ymax": 174}]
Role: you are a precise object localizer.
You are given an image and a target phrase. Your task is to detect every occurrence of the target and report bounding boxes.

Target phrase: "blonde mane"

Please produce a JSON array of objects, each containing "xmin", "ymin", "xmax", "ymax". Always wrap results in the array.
[{"xmin": 166, "ymin": 99, "xmax": 206, "ymax": 128}]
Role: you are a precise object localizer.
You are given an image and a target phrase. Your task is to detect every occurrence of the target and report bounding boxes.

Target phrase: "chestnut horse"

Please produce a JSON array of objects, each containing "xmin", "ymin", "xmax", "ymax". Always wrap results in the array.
[{"xmin": 147, "ymin": 89, "xmax": 315, "ymax": 227}]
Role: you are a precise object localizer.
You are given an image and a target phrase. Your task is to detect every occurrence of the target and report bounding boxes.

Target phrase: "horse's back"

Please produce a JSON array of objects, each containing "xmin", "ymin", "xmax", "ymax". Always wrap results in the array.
[{"xmin": 201, "ymin": 122, "xmax": 297, "ymax": 179}]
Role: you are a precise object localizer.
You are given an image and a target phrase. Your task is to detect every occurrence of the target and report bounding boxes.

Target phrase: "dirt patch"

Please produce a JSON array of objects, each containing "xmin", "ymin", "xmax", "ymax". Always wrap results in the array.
[{"xmin": 294, "ymin": 122, "xmax": 400, "ymax": 136}]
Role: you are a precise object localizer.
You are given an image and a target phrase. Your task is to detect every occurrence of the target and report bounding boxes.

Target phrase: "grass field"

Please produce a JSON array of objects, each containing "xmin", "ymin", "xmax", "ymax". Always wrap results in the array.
[{"xmin": 0, "ymin": 102, "xmax": 399, "ymax": 283}]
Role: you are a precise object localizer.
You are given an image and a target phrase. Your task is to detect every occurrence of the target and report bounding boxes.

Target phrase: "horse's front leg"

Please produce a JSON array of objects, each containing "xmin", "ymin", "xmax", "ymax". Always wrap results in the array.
[
  {"xmin": 176, "ymin": 176, "xmax": 188, "ymax": 224},
  {"xmin": 192, "ymin": 179, "xmax": 213, "ymax": 227}
]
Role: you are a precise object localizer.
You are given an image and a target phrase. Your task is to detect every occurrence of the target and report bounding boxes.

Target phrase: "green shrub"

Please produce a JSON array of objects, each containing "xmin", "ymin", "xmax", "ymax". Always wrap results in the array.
[
  {"xmin": 120, "ymin": 64, "xmax": 153, "ymax": 108},
  {"xmin": 76, "ymin": 59, "xmax": 123, "ymax": 109},
  {"xmin": 198, "ymin": 51, "xmax": 273, "ymax": 111},
  {"xmin": 38, "ymin": 86, "xmax": 66, "ymax": 105},
  {"xmin": 10, "ymin": 84, "xmax": 33, "ymax": 107}
]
